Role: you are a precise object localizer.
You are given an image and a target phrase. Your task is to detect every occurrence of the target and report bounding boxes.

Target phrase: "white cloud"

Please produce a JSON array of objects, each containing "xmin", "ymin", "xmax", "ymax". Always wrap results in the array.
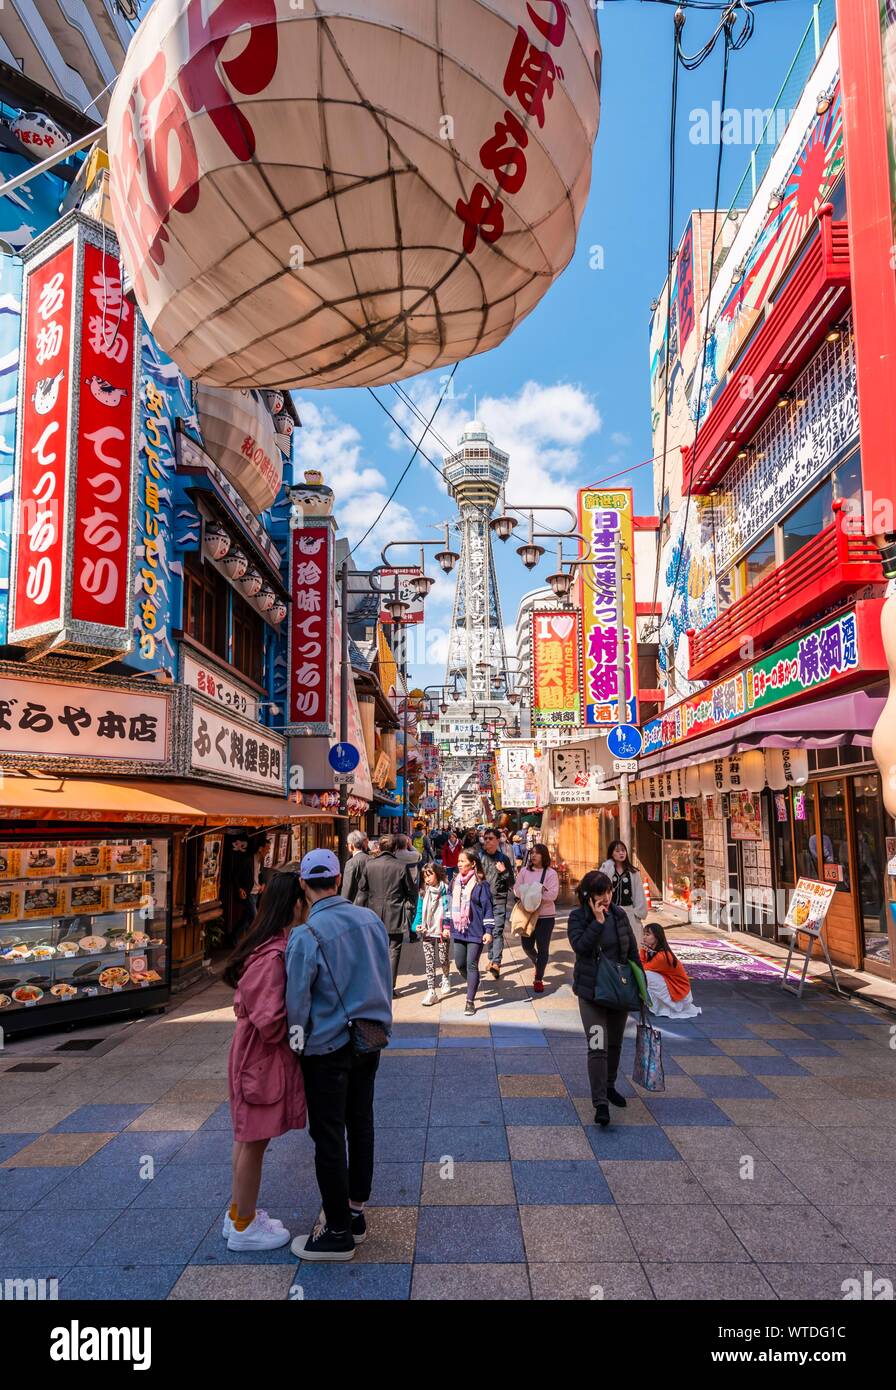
[{"xmin": 611, "ymin": 431, "xmax": 631, "ymax": 447}]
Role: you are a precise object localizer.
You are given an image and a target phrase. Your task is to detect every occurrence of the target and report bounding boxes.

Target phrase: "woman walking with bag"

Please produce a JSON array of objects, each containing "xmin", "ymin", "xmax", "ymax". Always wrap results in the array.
[
  {"xmin": 419, "ymin": 861, "xmax": 453, "ymax": 1005},
  {"xmin": 450, "ymin": 849, "xmax": 494, "ymax": 1016},
  {"xmin": 223, "ymin": 871, "xmax": 308, "ymax": 1251},
  {"xmin": 511, "ymin": 843, "xmax": 559, "ymax": 994},
  {"xmin": 568, "ymin": 869, "xmax": 641, "ymax": 1128},
  {"xmin": 599, "ymin": 840, "xmax": 648, "ymax": 936}
]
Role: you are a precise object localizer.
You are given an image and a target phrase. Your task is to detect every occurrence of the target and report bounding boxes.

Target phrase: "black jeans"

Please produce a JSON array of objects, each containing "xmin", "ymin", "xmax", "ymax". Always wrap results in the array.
[
  {"xmin": 300, "ymin": 1043, "xmax": 380, "ymax": 1233},
  {"xmin": 387, "ymin": 933, "xmax": 403, "ymax": 992},
  {"xmin": 519, "ymin": 917, "xmax": 555, "ymax": 981},
  {"xmin": 452, "ymin": 940, "xmax": 483, "ymax": 1003},
  {"xmin": 577, "ymin": 997, "xmax": 628, "ymax": 1106},
  {"xmin": 489, "ymin": 898, "xmax": 509, "ymax": 964}
]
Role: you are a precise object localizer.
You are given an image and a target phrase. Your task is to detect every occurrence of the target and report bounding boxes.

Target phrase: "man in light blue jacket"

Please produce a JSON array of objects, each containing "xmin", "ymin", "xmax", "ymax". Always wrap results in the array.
[{"xmin": 286, "ymin": 848, "xmax": 392, "ymax": 1263}]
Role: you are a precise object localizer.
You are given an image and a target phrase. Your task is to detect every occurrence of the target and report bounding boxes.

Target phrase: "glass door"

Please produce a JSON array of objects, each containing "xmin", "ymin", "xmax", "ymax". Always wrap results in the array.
[
  {"xmin": 851, "ymin": 773, "xmax": 891, "ymax": 976},
  {"xmin": 815, "ymin": 777, "xmax": 861, "ymax": 969}
]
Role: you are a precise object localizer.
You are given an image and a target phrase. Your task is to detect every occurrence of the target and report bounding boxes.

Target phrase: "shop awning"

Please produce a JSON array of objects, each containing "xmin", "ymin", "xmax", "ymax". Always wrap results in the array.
[
  {"xmin": 0, "ymin": 778, "xmax": 339, "ymax": 826},
  {"xmin": 637, "ymin": 690, "xmax": 887, "ymax": 776}
]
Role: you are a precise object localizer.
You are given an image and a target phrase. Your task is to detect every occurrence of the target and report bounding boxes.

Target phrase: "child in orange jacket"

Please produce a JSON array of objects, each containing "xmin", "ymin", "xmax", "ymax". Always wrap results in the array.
[{"xmin": 640, "ymin": 921, "xmax": 702, "ymax": 1019}]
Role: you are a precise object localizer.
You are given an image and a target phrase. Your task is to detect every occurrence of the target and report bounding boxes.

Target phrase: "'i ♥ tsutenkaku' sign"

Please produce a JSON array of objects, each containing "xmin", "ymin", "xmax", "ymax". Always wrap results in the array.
[
  {"xmin": 530, "ymin": 608, "xmax": 583, "ymax": 728},
  {"xmin": 9, "ymin": 213, "xmax": 138, "ymax": 657}
]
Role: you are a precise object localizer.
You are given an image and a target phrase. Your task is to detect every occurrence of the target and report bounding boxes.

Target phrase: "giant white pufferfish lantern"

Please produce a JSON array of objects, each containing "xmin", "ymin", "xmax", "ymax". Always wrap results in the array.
[{"xmin": 107, "ymin": 0, "xmax": 602, "ymax": 390}]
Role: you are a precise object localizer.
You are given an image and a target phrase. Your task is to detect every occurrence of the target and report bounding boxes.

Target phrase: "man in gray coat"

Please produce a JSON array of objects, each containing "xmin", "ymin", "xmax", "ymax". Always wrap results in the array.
[{"xmin": 342, "ymin": 830, "xmax": 369, "ymax": 903}]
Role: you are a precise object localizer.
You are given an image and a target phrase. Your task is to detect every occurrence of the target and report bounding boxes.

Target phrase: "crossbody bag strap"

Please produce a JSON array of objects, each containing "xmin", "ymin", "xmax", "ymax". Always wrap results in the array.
[{"xmin": 307, "ymin": 925, "xmax": 352, "ymax": 1031}]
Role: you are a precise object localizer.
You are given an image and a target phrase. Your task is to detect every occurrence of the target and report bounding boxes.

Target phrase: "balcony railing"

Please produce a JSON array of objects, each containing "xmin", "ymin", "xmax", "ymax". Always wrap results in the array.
[
  {"xmin": 682, "ymin": 206, "xmax": 852, "ymax": 496},
  {"xmin": 686, "ymin": 502, "xmax": 882, "ymax": 683}
]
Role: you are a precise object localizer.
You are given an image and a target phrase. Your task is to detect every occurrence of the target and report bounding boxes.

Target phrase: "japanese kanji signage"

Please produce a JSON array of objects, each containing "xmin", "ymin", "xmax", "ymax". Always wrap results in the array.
[
  {"xmin": 378, "ymin": 567, "xmax": 424, "ymax": 625},
  {"xmin": 494, "ymin": 744, "xmax": 538, "ymax": 809},
  {"xmin": 0, "ymin": 670, "xmax": 170, "ymax": 768},
  {"xmin": 643, "ymin": 606, "xmax": 875, "ymax": 756},
  {"xmin": 10, "ymin": 215, "xmax": 138, "ymax": 654},
  {"xmin": 531, "ymin": 608, "xmax": 583, "ymax": 728},
  {"xmin": 189, "ymin": 695, "xmax": 286, "ymax": 793},
  {"xmin": 287, "ymin": 518, "xmax": 334, "ymax": 735},
  {"xmin": 181, "ymin": 650, "xmax": 258, "ymax": 721},
  {"xmin": 11, "ymin": 239, "xmax": 75, "ymax": 639},
  {"xmin": 0, "ymin": 255, "xmax": 23, "ymax": 645},
  {"xmin": 578, "ymin": 487, "xmax": 639, "ymax": 727},
  {"xmin": 676, "ymin": 221, "xmax": 695, "ymax": 351}
]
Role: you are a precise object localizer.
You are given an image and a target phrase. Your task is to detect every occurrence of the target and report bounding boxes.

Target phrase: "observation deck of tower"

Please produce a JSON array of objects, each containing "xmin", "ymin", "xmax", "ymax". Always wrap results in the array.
[{"xmin": 443, "ymin": 420, "xmax": 509, "ymax": 514}]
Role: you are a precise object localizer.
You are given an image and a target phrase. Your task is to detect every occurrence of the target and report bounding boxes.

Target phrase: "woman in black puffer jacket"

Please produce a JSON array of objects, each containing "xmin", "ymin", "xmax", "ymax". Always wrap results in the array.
[{"xmin": 568, "ymin": 869, "xmax": 640, "ymax": 1128}]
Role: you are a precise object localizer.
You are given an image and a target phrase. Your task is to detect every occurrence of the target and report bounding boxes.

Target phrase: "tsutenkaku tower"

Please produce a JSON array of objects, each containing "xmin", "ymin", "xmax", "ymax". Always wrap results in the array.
[{"xmin": 444, "ymin": 419, "xmax": 512, "ymax": 702}]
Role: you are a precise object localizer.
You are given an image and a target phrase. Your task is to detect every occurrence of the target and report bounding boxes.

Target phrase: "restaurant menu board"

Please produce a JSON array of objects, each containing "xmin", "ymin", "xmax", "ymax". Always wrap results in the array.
[
  {"xmin": 0, "ymin": 837, "xmax": 169, "ymax": 1016},
  {"xmin": 784, "ymin": 878, "xmax": 836, "ymax": 936}
]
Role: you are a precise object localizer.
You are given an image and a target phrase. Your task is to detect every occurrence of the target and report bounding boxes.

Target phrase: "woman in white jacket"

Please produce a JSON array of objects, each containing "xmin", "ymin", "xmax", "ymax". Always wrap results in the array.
[{"xmin": 599, "ymin": 841, "xmax": 648, "ymax": 935}]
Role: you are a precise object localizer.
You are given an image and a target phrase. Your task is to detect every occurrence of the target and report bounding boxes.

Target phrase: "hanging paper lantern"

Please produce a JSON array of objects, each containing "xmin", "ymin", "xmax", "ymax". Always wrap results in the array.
[
  {"xmin": 221, "ymin": 547, "xmax": 248, "ymax": 581},
  {"xmin": 239, "ymin": 566, "xmax": 264, "ymax": 598},
  {"xmin": 683, "ymin": 764, "xmax": 700, "ymax": 800},
  {"xmin": 203, "ymin": 520, "xmax": 232, "ymax": 560},
  {"xmin": 698, "ymin": 761, "xmax": 717, "ymax": 798},
  {"xmin": 196, "ymin": 386, "xmax": 283, "ymax": 515},
  {"xmin": 11, "ymin": 111, "xmax": 70, "ymax": 156},
  {"xmin": 107, "ymin": 0, "xmax": 602, "ymax": 390},
  {"xmin": 741, "ymin": 749, "xmax": 767, "ymax": 793},
  {"xmin": 765, "ymin": 747, "xmax": 809, "ymax": 789}
]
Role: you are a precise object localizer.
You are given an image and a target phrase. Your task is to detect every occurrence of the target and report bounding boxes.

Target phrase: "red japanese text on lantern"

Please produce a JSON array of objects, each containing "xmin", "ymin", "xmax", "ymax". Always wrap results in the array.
[
  {"xmin": 110, "ymin": 0, "xmax": 278, "ymax": 302},
  {"xmin": 456, "ymin": 0, "xmax": 568, "ymax": 254}
]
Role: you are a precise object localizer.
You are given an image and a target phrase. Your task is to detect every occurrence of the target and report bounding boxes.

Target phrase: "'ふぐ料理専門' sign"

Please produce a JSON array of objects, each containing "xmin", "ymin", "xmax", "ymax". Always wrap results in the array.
[{"xmin": 189, "ymin": 694, "xmax": 286, "ymax": 793}]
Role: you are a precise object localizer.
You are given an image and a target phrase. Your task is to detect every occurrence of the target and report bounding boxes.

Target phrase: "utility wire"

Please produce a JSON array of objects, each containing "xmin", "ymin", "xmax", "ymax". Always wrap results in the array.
[{"xmin": 347, "ymin": 362, "xmax": 458, "ymax": 560}]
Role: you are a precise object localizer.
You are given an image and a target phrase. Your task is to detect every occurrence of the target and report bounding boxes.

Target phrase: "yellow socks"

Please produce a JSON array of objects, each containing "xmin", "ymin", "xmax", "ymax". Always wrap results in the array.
[
  {"xmin": 234, "ymin": 1211, "xmax": 254, "ymax": 1231},
  {"xmin": 228, "ymin": 1202, "xmax": 238, "ymax": 1221}
]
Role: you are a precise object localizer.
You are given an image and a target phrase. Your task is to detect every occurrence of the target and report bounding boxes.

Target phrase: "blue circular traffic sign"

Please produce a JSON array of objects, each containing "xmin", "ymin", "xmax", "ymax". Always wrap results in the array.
[
  {"xmin": 329, "ymin": 742, "xmax": 360, "ymax": 774},
  {"xmin": 607, "ymin": 724, "xmax": 643, "ymax": 759}
]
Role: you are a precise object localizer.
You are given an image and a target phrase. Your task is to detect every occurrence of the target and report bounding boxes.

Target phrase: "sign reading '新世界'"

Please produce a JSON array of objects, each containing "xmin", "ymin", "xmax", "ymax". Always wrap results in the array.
[{"xmin": 643, "ymin": 609, "xmax": 864, "ymax": 755}]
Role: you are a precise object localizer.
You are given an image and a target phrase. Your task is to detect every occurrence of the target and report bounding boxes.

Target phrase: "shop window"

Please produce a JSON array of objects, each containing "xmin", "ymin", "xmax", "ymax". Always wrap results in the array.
[
  {"xmin": 792, "ymin": 783, "xmax": 817, "ymax": 878},
  {"xmin": 665, "ymin": 644, "xmax": 677, "ymax": 693},
  {"xmin": 744, "ymin": 532, "xmax": 776, "ymax": 590},
  {"xmin": 660, "ymin": 490, "xmax": 671, "ymax": 548},
  {"xmin": 828, "ymin": 176, "xmax": 847, "ymax": 221},
  {"xmin": 231, "ymin": 591, "xmax": 265, "ymax": 686},
  {"xmin": 852, "ymin": 775, "xmax": 888, "ymax": 959},
  {"xmin": 832, "ymin": 450, "xmax": 862, "ymax": 518},
  {"xmin": 781, "ymin": 478, "xmax": 831, "ymax": 562},
  {"xmin": 184, "ymin": 553, "xmax": 227, "ymax": 659}
]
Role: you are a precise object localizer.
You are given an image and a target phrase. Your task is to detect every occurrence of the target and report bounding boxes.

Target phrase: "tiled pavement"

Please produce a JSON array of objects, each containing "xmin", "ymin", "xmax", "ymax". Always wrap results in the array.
[{"xmin": 1, "ymin": 922, "xmax": 895, "ymax": 1301}]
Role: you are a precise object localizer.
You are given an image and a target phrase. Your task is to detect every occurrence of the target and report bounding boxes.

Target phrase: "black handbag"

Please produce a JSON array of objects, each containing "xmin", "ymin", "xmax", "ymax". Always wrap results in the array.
[
  {"xmin": 307, "ymin": 927, "xmax": 391, "ymax": 1056},
  {"xmin": 592, "ymin": 912, "xmax": 642, "ymax": 1012}
]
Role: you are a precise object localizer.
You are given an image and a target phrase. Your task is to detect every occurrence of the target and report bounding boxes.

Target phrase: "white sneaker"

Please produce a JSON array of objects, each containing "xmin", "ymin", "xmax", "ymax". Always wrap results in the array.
[
  {"xmin": 440, "ymin": 976, "xmax": 451, "ymax": 996},
  {"xmin": 422, "ymin": 989, "xmax": 438, "ymax": 1006},
  {"xmin": 227, "ymin": 1212, "xmax": 291, "ymax": 1251},
  {"xmin": 222, "ymin": 1207, "xmax": 285, "ymax": 1239}
]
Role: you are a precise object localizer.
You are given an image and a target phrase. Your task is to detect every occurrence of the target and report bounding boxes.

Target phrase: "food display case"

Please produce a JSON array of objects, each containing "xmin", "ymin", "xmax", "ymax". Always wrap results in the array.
[
  {"xmin": 0, "ymin": 834, "xmax": 171, "ymax": 1034},
  {"xmin": 663, "ymin": 841, "xmax": 698, "ymax": 910}
]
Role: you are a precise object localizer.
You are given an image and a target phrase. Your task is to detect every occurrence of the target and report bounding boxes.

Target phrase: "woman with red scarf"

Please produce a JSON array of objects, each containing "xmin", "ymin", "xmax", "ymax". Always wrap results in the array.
[{"xmin": 450, "ymin": 849, "xmax": 494, "ymax": 1016}]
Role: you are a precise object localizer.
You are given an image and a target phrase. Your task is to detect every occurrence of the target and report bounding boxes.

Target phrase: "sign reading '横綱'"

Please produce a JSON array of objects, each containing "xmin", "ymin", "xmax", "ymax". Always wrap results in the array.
[
  {"xmin": 10, "ymin": 214, "xmax": 138, "ymax": 657},
  {"xmin": 643, "ymin": 607, "xmax": 874, "ymax": 755}
]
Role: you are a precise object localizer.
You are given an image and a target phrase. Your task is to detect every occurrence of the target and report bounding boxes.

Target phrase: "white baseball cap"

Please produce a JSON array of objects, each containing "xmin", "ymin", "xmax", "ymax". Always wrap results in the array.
[{"xmin": 300, "ymin": 848, "xmax": 341, "ymax": 880}]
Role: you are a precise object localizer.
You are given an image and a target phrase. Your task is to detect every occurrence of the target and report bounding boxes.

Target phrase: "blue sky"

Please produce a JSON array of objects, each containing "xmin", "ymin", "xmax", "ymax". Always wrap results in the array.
[{"xmin": 292, "ymin": 0, "xmax": 820, "ymax": 690}]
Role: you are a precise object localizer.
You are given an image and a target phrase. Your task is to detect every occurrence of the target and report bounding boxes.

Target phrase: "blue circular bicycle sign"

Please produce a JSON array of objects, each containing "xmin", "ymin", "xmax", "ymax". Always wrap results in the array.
[
  {"xmin": 328, "ymin": 742, "xmax": 360, "ymax": 774},
  {"xmin": 607, "ymin": 724, "xmax": 643, "ymax": 760}
]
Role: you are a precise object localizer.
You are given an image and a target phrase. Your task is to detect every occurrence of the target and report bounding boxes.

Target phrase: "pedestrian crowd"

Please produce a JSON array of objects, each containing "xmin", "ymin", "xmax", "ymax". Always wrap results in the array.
[{"xmin": 222, "ymin": 825, "xmax": 699, "ymax": 1261}]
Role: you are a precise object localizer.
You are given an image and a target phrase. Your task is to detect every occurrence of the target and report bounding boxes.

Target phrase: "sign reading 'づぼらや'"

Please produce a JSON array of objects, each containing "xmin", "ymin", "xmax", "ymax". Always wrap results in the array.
[
  {"xmin": 287, "ymin": 520, "xmax": 334, "ymax": 737},
  {"xmin": 189, "ymin": 695, "xmax": 285, "ymax": 794},
  {"xmin": 530, "ymin": 609, "xmax": 583, "ymax": 729},
  {"xmin": 642, "ymin": 607, "xmax": 872, "ymax": 756},
  {"xmin": 10, "ymin": 216, "xmax": 138, "ymax": 655},
  {"xmin": 0, "ymin": 670, "xmax": 171, "ymax": 770}
]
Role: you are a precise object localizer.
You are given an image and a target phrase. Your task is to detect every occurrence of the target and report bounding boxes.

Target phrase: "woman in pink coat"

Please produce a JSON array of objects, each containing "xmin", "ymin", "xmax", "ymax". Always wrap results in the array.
[{"xmin": 222, "ymin": 871, "xmax": 307, "ymax": 1252}]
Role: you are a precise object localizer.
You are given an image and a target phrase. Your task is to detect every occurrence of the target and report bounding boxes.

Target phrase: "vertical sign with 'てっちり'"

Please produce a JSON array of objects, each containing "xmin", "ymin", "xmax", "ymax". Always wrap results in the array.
[
  {"xmin": 10, "ymin": 216, "xmax": 138, "ymax": 654},
  {"xmin": 578, "ymin": 487, "xmax": 639, "ymax": 727},
  {"xmin": 11, "ymin": 239, "xmax": 75, "ymax": 640},
  {"xmin": 530, "ymin": 608, "xmax": 583, "ymax": 728},
  {"xmin": 70, "ymin": 239, "xmax": 136, "ymax": 631},
  {"xmin": 288, "ymin": 519, "xmax": 334, "ymax": 735}
]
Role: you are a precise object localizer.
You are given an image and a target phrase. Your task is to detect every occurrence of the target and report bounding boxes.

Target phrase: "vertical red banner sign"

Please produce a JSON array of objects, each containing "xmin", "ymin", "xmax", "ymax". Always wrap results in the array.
[
  {"xmin": 288, "ymin": 522, "xmax": 333, "ymax": 733},
  {"xmin": 12, "ymin": 243, "xmax": 75, "ymax": 636},
  {"xmin": 837, "ymin": 0, "xmax": 896, "ymax": 530},
  {"xmin": 71, "ymin": 241, "xmax": 136, "ymax": 629}
]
